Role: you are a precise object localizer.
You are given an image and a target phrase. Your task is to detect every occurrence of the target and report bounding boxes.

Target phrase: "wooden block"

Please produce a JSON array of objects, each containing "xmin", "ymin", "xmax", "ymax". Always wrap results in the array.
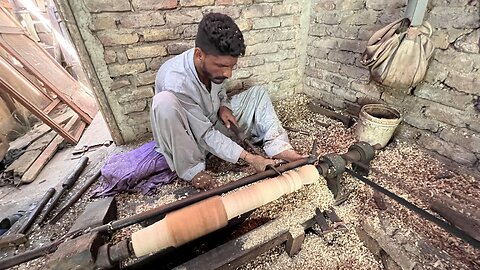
[
  {"xmin": 46, "ymin": 232, "xmax": 103, "ymax": 270},
  {"xmin": 285, "ymin": 225, "xmax": 305, "ymax": 257},
  {"xmin": 46, "ymin": 198, "xmax": 116, "ymax": 269},
  {"xmin": 21, "ymin": 134, "xmax": 63, "ymax": 183},
  {"xmin": 357, "ymin": 220, "xmax": 416, "ymax": 270},
  {"xmin": 68, "ymin": 197, "xmax": 117, "ymax": 234}
]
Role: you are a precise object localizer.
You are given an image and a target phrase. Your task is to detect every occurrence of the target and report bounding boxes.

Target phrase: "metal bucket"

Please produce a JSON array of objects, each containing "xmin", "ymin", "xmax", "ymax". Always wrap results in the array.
[{"xmin": 355, "ymin": 104, "xmax": 402, "ymax": 148}]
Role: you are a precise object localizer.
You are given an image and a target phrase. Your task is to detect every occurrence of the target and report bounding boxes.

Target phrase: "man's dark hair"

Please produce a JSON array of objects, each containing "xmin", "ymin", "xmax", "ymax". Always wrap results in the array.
[{"xmin": 196, "ymin": 13, "xmax": 246, "ymax": 57}]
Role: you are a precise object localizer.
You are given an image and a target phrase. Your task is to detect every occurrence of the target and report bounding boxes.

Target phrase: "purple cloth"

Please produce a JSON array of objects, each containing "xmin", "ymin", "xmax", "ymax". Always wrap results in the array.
[{"xmin": 92, "ymin": 141, "xmax": 177, "ymax": 197}]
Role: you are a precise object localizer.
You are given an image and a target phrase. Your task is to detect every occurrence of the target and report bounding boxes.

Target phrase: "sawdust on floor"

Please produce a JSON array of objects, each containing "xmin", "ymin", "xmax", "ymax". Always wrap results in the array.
[{"xmin": 4, "ymin": 94, "xmax": 480, "ymax": 269}]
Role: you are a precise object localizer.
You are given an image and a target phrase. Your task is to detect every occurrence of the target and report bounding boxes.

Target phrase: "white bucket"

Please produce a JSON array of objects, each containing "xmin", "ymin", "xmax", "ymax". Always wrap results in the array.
[{"xmin": 355, "ymin": 104, "xmax": 402, "ymax": 148}]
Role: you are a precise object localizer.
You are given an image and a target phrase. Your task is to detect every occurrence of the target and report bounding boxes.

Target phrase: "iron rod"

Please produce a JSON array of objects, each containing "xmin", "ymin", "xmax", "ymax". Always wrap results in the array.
[
  {"xmin": 17, "ymin": 188, "xmax": 55, "ymax": 234},
  {"xmin": 38, "ymin": 156, "xmax": 88, "ymax": 224},
  {"xmin": 49, "ymin": 170, "xmax": 101, "ymax": 224}
]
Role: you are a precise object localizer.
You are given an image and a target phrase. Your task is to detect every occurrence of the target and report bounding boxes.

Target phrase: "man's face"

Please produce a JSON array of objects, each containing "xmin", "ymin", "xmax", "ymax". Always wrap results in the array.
[{"xmin": 199, "ymin": 50, "xmax": 238, "ymax": 84}]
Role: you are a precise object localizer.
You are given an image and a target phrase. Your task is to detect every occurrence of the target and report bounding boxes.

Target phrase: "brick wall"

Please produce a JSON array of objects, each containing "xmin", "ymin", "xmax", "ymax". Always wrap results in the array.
[
  {"xmin": 71, "ymin": 0, "xmax": 306, "ymax": 142},
  {"xmin": 304, "ymin": 0, "xmax": 480, "ymax": 172},
  {"xmin": 67, "ymin": 0, "xmax": 479, "ymax": 172}
]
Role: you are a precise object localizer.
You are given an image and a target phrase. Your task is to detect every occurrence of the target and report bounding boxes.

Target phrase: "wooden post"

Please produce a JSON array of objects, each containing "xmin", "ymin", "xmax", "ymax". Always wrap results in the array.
[{"xmin": 285, "ymin": 225, "xmax": 305, "ymax": 257}]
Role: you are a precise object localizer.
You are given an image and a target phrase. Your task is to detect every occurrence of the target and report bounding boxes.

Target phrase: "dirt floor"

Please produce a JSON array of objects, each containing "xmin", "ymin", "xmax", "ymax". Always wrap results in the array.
[{"xmin": 1, "ymin": 94, "xmax": 479, "ymax": 269}]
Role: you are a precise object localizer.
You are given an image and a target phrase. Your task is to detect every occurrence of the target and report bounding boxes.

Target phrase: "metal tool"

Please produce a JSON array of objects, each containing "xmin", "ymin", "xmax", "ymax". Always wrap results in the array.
[
  {"xmin": 49, "ymin": 170, "xmax": 101, "ymax": 224},
  {"xmin": 38, "ymin": 156, "xmax": 89, "ymax": 225},
  {"xmin": 228, "ymin": 125, "xmax": 282, "ymax": 176},
  {"xmin": 72, "ymin": 140, "xmax": 113, "ymax": 159},
  {"xmin": 17, "ymin": 188, "xmax": 56, "ymax": 234}
]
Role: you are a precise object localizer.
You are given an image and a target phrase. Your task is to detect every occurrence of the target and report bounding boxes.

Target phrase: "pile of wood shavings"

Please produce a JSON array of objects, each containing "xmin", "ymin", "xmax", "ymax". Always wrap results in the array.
[
  {"xmin": 235, "ymin": 96, "xmax": 381, "ymax": 269},
  {"xmin": 361, "ymin": 142, "xmax": 480, "ymax": 268}
]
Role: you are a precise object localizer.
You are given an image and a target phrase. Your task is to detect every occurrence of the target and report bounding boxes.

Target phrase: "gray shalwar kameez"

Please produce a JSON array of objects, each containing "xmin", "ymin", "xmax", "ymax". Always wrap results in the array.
[{"xmin": 151, "ymin": 48, "xmax": 293, "ymax": 181}]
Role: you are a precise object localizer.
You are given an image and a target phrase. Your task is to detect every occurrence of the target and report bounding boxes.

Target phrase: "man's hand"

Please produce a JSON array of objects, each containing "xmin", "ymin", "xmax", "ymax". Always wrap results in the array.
[
  {"xmin": 242, "ymin": 151, "xmax": 276, "ymax": 173},
  {"xmin": 218, "ymin": 106, "xmax": 238, "ymax": 129}
]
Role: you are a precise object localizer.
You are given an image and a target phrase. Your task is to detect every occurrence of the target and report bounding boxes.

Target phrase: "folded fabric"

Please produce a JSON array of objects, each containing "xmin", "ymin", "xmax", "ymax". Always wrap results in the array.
[{"xmin": 92, "ymin": 141, "xmax": 177, "ymax": 197}]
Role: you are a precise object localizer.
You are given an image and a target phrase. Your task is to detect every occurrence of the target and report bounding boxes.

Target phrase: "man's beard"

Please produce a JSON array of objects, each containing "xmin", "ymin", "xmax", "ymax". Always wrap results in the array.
[
  {"xmin": 211, "ymin": 76, "xmax": 227, "ymax": 84},
  {"xmin": 202, "ymin": 63, "xmax": 227, "ymax": 84}
]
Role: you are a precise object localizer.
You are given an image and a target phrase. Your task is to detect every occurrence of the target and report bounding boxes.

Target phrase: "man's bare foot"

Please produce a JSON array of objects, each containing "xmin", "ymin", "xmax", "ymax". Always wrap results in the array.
[
  {"xmin": 273, "ymin": 149, "xmax": 308, "ymax": 162},
  {"xmin": 191, "ymin": 171, "xmax": 217, "ymax": 190}
]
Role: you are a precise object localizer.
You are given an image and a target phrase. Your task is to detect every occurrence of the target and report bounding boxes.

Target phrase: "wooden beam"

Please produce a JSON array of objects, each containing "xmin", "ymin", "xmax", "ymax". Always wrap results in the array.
[
  {"xmin": 430, "ymin": 196, "xmax": 480, "ymax": 242},
  {"xmin": 43, "ymin": 98, "xmax": 60, "ymax": 114},
  {"xmin": 0, "ymin": 34, "xmax": 95, "ymax": 123},
  {"xmin": 308, "ymin": 101, "xmax": 354, "ymax": 127},
  {"xmin": 0, "ymin": 56, "xmax": 77, "ymax": 144},
  {"xmin": 21, "ymin": 115, "xmax": 79, "ymax": 183}
]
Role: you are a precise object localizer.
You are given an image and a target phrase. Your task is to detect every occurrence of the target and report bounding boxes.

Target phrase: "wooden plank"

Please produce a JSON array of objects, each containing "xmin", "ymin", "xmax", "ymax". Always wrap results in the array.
[
  {"xmin": 0, "ymin": 55, "xmax": 51, "ymax": 109},
  {"xmin": 73, "ymin": 121, "xmax": 87, "ymax": 142},
  {"xmin": 0, "ymin": 32, "xmax": 97, "ymax": 122},
  {"xmin": 35, "ymin": 0, "xmax": 46, "ymax": 12},
  {"xmin": 0, "ymin": 6, "xmax": 20, "ymax": 28},
  {"xmin": 0, "ymin": 57, "xmax": 77, "ymax": 144},
  {"xmin": 18, "ymin": 12, "xmax": 40, "ymax": 41},
  {"xmin": 43, "ymin": 98, "xmax": 60, "ymax": 114},
  {"xmin": 21, "ymin": 115, "xmax": 79, "ymax": 183},
  {"xmin": 8, "ymin": 111, "xmax": 73, "ymax": 151},
  {"xmin": 6, "ymin": 131, "xmax": 56, "ymax": 177}
]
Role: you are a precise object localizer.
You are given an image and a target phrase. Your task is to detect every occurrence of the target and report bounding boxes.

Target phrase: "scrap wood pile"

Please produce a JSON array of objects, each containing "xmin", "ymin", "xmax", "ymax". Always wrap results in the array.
[{"xmin": 0, "ymin": 108, "xmax": 75, "ymax": 186}]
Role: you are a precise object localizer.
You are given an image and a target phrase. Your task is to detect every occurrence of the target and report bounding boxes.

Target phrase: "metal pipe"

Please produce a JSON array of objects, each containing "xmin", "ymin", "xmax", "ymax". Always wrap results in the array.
[
  {"xmin": 17, "ymin": 188, "xmax": 55, "ymax": 234},
  {"xmin": 49, "ymin": 170, "xmax": 101, "ymax": 224},
  {"xmin": 38, "ymin": 156, "xmax": 89, "ymax": 224}
]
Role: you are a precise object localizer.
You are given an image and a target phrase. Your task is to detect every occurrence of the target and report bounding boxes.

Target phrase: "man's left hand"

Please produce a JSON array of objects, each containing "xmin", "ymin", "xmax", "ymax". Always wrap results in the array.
[{"xmin": 218, "ymin": 106, "xmax": 238, "ymax": 129}]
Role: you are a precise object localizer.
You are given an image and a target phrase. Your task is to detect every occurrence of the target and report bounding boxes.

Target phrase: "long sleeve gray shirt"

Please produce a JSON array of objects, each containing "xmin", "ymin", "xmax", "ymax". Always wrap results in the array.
[{"xmin": 154, "ymin": 49, "xmax": 243, "ymax": 163}]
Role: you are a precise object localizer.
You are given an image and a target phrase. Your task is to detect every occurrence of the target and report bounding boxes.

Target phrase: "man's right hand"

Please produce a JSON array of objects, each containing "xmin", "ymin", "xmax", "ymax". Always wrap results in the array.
[{"xmin": 242, "ymin": 151, "xmax": 276, "ymax": 173}]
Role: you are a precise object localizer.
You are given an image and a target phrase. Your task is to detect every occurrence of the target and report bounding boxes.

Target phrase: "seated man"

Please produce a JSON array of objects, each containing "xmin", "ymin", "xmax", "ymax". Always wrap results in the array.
[{"xmin": 151, "ymin": 13, "xmax": 305, "ymax": 190}]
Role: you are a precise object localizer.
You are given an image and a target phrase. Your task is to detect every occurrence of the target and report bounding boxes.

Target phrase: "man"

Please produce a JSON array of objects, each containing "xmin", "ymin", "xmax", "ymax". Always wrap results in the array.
[{"xmin": 151, "ymin": 13, "xmax": 305, "ymax": 190}]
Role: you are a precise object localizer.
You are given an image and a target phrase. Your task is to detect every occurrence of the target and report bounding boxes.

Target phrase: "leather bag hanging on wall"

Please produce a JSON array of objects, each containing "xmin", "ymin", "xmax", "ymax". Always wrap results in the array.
[{"xmin": 361, "ymin": 18, "xmax": 435, "ymax": 89}]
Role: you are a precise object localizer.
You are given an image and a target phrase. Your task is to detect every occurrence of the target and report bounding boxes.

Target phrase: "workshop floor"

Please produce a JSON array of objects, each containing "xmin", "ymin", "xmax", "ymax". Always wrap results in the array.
[
  {"xmin": 0, "ymin": 113, "xmax": 115, "ymax": 218},
  {"xmin": 2, "ymin": 94, "xmax": 479, "ymax": 269}
]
